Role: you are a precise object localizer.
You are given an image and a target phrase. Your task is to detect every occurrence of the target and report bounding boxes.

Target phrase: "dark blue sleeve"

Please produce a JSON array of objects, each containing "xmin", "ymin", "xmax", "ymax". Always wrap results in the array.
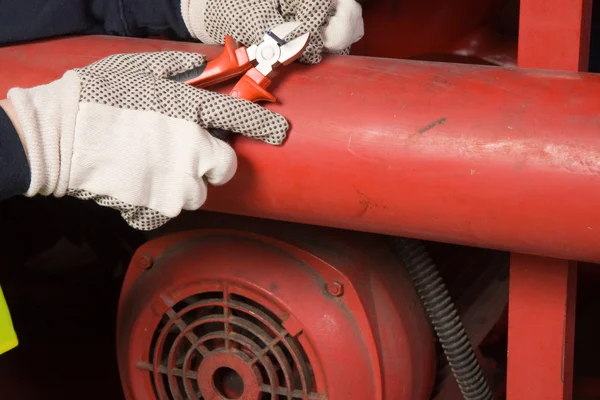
[
  {"xmin": 0, "ymin": 0, "xmax": 193, "ymax": 46},
  {"xmin": 0, "ymin": 108, "xmax": 30, "ymax": 200}
]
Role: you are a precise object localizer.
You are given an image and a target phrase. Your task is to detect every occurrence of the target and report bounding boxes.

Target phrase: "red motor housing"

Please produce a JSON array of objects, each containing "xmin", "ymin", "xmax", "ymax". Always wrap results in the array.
[{"xmin": 116, "ymin": 225, "xmax": 436, "ymax": 399}]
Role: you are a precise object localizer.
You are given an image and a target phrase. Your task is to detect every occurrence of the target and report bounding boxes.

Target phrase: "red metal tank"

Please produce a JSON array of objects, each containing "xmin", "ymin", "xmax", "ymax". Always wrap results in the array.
[
  {"xmin": 116, "ymin": 226, "xmax": 436, "ymax": 399},
  {"xmin": 1, "ymin": 36, "xmax": 600, "ymax": 263}
]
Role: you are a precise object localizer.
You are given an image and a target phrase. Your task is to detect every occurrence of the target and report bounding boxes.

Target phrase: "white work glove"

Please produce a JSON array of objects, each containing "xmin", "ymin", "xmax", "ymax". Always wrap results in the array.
[
  {"xmin": 181, "ymin": 0, "xmax": 364, "ymax": 64},
  {"xmin": 7, "ymin": 51, "xmax": 288, "ymax": 230}
]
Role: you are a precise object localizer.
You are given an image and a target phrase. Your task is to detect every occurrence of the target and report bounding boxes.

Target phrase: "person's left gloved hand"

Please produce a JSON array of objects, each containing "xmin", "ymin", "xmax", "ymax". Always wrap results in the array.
[
  {"xmin": 7, "ymin": 51, "xmax": 288, "ymax": 230},
  {"xmin": 181, "ymin": 0, "xmax": 364, "ymax": 64}
]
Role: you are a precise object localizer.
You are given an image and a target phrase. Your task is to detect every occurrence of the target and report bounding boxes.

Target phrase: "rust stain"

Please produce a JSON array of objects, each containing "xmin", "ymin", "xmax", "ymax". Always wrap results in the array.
[
  {"xmin": 418, "ymin": 117, "xmax": 446, "ymax": 134},
  {"xmin": 358, "ymin": 198, "xmax": 371, "ymax": 217},
  {"xmin": 354, "ymin": 186, "xmax": 388, "ymax": 217}
]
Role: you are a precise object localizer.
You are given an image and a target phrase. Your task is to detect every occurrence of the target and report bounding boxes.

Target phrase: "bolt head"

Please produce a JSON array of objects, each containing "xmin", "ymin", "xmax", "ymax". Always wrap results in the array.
[
  {"xmin": 326, "ymin": 281, "xmax": 344, "ymax": 297},
  {"xmin": 139, "ymin": 254, "xmax": 153, "ymax": 269}
]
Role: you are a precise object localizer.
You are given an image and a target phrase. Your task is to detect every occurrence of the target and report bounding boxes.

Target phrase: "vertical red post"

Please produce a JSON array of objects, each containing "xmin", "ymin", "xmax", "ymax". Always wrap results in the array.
[
  {"xmin": 506, "ymin": 255, "xmax": 578, "ymax": 399},
  {"xmin": 507, "ymin": 1, "xmax": 591, "ymax": 398},
  {"xmin": 517, "ymin": 0, "xmax": 592, "ymax": 71}
]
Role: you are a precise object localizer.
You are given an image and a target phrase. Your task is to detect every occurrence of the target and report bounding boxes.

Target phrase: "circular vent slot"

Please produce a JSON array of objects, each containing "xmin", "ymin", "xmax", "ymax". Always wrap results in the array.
[{"xmin": 135, "ymin": 290, "xmax": 327, "ymax": 400}]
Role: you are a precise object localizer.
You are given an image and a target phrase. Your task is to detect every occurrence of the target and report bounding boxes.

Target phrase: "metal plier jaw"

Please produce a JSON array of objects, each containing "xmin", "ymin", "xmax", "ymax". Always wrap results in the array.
[
  {"xmin": 247, "ymin": 22, "xmax": 311, "ymax": 78},
  {"xmin": 179, "ymin": 21, "xmax": 310, "ymax": 104}
]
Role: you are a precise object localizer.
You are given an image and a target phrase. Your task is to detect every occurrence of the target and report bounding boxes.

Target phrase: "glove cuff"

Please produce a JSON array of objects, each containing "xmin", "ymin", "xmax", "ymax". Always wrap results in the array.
[
  {"xmin": 180, "ymin": 0, "xmax": 219, "ymax": 44},
  {"xmin": 7, "ymin": 71, "xmax": 80, "ymax": 198}
]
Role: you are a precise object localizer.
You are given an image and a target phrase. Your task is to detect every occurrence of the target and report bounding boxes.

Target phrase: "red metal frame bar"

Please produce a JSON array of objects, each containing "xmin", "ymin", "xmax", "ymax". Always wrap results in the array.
[
  {"xmin": 506, "ymin": 0, "xmax": 591, "ymax": 398},
  {"xmin": 518, "ymin": 0, "xmax": 592, "ymax": 71},
  {"xmin": 2, "ymin": 37, "xmax": 600, "ymax": 263},
  {"xmin": 506, "ymin": 255, "xmax": 578, "ymax": 399}
]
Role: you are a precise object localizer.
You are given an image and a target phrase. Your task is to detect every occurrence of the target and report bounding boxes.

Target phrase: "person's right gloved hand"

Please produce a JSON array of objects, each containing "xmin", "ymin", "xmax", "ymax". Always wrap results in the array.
[
  {"xmin": 6, "ymin": 51, "xmax": 288, "ymax": 231},
  {"xmin": 181, "ymin": 0, "xmax": 365, "ymax": 64}
]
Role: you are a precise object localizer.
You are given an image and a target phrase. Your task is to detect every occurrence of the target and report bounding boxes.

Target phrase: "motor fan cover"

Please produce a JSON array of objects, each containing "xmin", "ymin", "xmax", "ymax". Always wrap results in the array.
[{"xmin": 116, "ymin": 228, "xmax": 435, "ymax": 399}]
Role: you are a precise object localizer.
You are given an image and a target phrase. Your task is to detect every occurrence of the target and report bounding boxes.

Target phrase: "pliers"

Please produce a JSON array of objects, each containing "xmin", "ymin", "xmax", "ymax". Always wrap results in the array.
[{"xmin": 171, "ymin": 22, "xmax": 310, "ymax": 140}]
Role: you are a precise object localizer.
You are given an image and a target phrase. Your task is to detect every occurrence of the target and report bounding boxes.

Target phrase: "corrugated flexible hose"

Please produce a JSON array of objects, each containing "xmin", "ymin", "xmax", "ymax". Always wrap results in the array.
[{"xmin": 391, "ymin": 237, "xmax": 493, "ymax": 400}]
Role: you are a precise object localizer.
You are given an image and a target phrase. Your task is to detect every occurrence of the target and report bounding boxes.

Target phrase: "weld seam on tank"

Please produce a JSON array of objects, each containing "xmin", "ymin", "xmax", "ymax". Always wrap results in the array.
[{"xmin": 391, "ymin": 236, "xmax": 493, "ymax": 400}]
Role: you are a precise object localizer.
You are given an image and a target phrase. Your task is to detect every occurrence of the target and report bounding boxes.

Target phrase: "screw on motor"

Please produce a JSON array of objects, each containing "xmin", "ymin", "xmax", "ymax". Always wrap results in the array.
[
  {"xmin": 326, "ymin": 281, "xmax": 344, "ymax": 297},
  {"xmin": 139, "ymin": 254, "xmax": 153, "ymax": 270}
]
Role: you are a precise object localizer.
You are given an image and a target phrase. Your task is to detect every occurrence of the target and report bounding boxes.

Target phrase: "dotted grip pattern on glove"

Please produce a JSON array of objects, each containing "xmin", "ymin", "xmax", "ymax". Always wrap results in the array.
[
  {"xmin": 203, "ymin": 0, "xmax": 347, "ymax": 64},
  {"xmin": 74, "ymin": 52, "xmax": 288, "ymax": 143},
  {"xmin": 64, "ymin": 51, "xmax": 288, "ymax": 231}
]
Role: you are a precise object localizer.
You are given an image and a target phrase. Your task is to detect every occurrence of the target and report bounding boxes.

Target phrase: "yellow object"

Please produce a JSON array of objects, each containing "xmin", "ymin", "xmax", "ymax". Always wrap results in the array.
[{"xmin": 0, "ymin": 285, "xmax": 18, "ymax": 355}]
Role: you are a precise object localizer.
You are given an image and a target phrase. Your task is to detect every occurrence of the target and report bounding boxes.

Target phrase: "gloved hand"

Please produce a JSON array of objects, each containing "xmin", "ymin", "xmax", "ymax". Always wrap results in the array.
[
  {"xmin": 181, "ymin": 0, "xmax": 364, "ymax": 64},
  {"xmin": 7, "ymin": 51, "xmax": 288, "ymax": 230}
]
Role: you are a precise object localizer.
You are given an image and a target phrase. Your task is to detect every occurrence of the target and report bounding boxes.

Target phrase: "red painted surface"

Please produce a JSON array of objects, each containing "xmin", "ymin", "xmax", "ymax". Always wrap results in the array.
[
  {"xmin": 517, "ymin": 0, "xmax": 592, "ymax": 71},
  {"xmin": 505, "ymin": 0, "xmax": 589, "ymax": 398},
  {"xmin": 506, "ymin": 255, "xmax": 578, "ymax": 399},
  {"xmin": 116, "ymin": 228, "xmax": 436, "ymax": 399},
  {"xmin": 1, "ymin": 36, "xmax": 600, "ymax": 264}
]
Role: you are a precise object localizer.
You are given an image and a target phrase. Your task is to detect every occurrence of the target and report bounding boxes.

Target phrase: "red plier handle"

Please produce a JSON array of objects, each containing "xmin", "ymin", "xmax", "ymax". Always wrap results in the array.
[
  {"xmin": 169, "ymin": 22, "xmax": 310, "ymax": 141},
  {"xmin": 182, "ymin": 36, "xmax": 276, "ymax": 103}
]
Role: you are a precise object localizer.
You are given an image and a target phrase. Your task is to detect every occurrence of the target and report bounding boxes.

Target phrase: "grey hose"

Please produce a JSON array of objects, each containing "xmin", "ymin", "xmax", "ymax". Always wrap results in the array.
[{"xmin": 391, "ymin": 237, "xmax": 493, "ymax": 400}]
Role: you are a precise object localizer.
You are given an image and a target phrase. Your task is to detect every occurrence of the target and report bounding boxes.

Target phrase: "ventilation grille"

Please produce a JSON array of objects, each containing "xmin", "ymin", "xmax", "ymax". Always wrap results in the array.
[{"xmin": 135, "ymin": 290, "xmax": 327, "ymax": 400}]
